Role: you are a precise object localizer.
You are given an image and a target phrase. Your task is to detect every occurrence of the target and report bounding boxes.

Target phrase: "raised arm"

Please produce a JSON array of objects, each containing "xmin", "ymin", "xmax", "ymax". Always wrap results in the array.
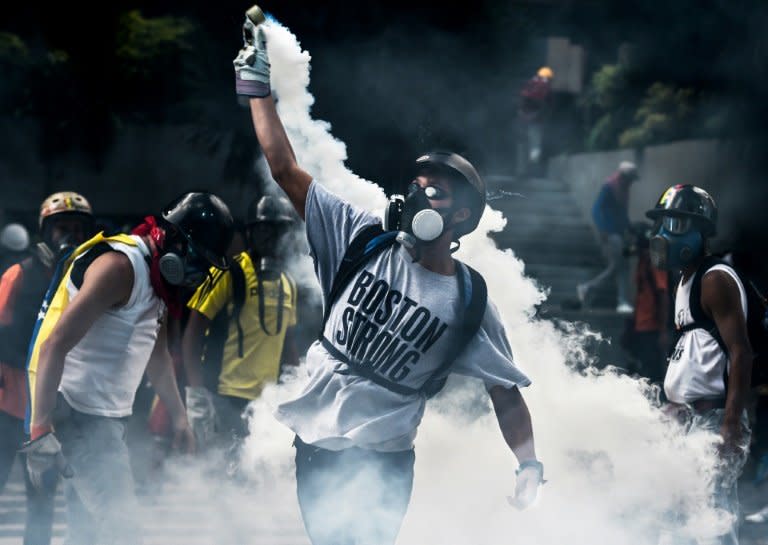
[
  {"xmin": 248, "ymin": 97, "xmax": 312, "ymax": 219},
  {"xmin": 234, "ymin": 13, "xmax": 312, "ymax": 218}
]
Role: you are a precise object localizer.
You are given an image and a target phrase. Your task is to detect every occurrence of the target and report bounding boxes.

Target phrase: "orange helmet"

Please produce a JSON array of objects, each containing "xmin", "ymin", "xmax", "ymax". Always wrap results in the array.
[
  {"xmin": 537, "ymin": 66, "xmax": 554, "ymax": 80},
  {"xmin": 39, "ymin": 191, "xmax": 93, "ymax": 228}
]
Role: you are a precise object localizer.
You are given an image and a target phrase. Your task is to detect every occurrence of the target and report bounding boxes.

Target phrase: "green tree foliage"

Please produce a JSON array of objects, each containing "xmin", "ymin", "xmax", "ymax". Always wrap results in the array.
[
  {"xmin": 0, "ymin": 32, "xmax": 30, "ymax": 64},
  {"xmin": 619, "ymin": 83, "xmax": 695, "ymax": 147},
  {"xmin": 583, "ymin": 62, "xmax": 700, "ymax": 149},
  {"xmin": 582, "ymin": 64, "xmax": 637, "ymax": 150},
  {"xmin": 115, "ymin": 10, "xmax": 194, "ymax": 79}
]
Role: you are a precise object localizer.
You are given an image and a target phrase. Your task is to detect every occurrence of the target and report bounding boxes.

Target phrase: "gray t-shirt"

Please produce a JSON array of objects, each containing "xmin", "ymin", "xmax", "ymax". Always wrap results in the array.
[{"xmin": 274, "ymin": 181, "xmax": 530, "ymax": 451}]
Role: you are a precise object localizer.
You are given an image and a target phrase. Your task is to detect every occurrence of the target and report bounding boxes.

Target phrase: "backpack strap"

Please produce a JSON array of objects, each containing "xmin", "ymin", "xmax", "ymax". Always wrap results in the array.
[
  {"xmin": 229, "ymin": 259, "xmax": 247, "ymax": 358},
  {"xmin": 683, "ymin": 257, "xmax": 730, "ymax": 354},
  {"xmin": 319, "ymin": 223, "xmax": 398, "ymax": 338},
  {"xmin": 69, "ymin": 243, "xmax": 118, "ymax": 289},
  {"xmin": 669, "ymin": 257, "xmax": 731, "ymax": 389}
]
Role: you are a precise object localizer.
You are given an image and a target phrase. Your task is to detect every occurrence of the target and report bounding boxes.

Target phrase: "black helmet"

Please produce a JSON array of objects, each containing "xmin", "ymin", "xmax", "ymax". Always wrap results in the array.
[
  {"xmin": 645, "ymin": 184, "xmax": 717, "ymax": 237},
  {"xmin": 161, "ymin": 192, "xmax": 234, "ymax": 269},
  {"xmin": 246, "ymin": 195, "xmax": 293, "ymax": 225},
  {"xmin": 415, "ymin": 151, "xmax": 486, "ymax": 237}
]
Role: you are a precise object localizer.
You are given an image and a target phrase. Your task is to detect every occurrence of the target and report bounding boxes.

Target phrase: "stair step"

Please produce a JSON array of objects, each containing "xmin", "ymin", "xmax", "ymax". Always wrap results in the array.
[
  {"xmin": 491, "ymin": 210, "xmax": 589, "ymax": 227},
  {"xmin": 499, "ymin": 239, "xmax": 603, "ymax": 259},
  {"xmin": 485, "ymin": 176, "xmax": 568, "ymax": 193}
]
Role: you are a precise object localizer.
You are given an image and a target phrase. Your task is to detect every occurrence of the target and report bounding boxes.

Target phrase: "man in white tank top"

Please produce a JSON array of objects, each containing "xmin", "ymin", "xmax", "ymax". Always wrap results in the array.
[
  {"xmin": 22, "ymin": 192, "xmax": 234, "ymax": 545},
  {"xmin": 646, "ymin": 185, "xmax": 752, "ymax": 545}
]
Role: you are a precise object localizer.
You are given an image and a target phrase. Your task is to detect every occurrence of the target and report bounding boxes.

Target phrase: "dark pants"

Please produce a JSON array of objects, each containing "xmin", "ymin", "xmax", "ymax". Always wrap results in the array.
[
  {"xmin": 632, "ymin": 331, "xmax": 666, "ymax": 384},
  {"xmin": 214, "ymin": 394, "xmax": 250, "ymax": 440},
  {"xmin": 294, "ymin": 436, "xmax": 415, "ymax": 545},
  {"xmin": 0, "ymin": 411, "xmax": 56, "ymax": 545}
]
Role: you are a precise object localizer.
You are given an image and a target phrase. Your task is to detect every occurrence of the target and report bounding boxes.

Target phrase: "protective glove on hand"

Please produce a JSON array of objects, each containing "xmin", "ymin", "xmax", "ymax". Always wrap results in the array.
[
  {"xmin": 233, "ymin": 15, "xmax": 271, "ymax": 98},
  {"xmin": 20, "ymin": 432, "xmax": 73, "ymax": 491},
  {"xmin": 507, "ymin": 460, "xmax": 545, "ymax": 510},
  {"xmin": 185, "ymin": 386, "xmax": 218, "ymax": 448}
]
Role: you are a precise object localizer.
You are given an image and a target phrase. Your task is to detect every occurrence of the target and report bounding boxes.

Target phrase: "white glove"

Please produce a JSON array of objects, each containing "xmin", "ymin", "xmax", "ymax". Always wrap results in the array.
[
  {"xmin": 233, "ymin": 13, "xmax": 271, "ymax": 98},
  {"xmin": 507, "ymin": 460, "xmax": 544, "ymax": 510},
  {"xmin": 20, "ymin": 432, "xmax": 73, "ymax": 491},
  {"xmin": 185, "ymin": 386, "xmax": 218, "ymax": 448}
]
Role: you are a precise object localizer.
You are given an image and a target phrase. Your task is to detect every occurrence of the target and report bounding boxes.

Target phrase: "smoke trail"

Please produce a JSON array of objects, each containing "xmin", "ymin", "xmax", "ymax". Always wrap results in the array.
[{"xmin": 232, "ymin": 18, "xmax": 732, "ymax": 545}]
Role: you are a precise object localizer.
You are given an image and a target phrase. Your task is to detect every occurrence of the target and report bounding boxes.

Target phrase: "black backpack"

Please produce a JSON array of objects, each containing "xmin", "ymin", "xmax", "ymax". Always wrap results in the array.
[
  {"xmin": 319, "ymin": 224, "xmax": 488, "ymax": 398},
  {"xmin": 672, "ymin": 256, "xmax": 768, "ymax": 387}
]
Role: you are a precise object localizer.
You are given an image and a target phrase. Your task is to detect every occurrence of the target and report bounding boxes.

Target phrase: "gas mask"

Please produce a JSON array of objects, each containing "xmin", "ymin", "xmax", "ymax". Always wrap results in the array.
[
  {"xmin": 248, "ymin": 223, "xmax": 287, "ymax": 281},
  {"xmin": 384, "ymin": 185, "xmax": 453, "ymax": 247},
  {"xmin": 158, "ymin": 242, "xmax": 211, "ymax": 288},
  {"xmin": 36, "ymin": 235, "xmax": 77, "ymax": 268},
  {"xmin": 649, "ymin": 216, "xmax": 704, "ymax": 270}
]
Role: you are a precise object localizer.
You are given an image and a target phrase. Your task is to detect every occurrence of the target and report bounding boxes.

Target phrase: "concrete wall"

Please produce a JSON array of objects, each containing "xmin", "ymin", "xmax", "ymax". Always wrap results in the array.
[
  {"xmin": 547, "ymin": 139, "xmax": 751, "ymax": 243},
  {"xmin": 0, "ymin": 119, "xmax": 262, "ymax": 221}
]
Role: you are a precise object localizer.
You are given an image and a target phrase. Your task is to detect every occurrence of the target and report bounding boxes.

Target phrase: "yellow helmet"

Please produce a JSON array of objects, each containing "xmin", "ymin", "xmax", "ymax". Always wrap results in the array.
[
  {"xmin": 537, "ymin": 66, "xmax": 554, "ymax": 80},
  {"xmin": 39, "ymin": 191, "xmax": 93, "ymax": 228}
]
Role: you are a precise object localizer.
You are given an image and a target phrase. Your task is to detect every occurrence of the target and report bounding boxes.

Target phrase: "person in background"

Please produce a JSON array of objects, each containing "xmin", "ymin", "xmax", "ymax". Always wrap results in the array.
[
  {"xmin": 648, "ymin": 185, "xmax": 751, "ymax": 545},
  {"xmin": 516, "ymin": 66, "xmax": 553, "ymax": 177},
  {"xmin": 577, "ymin": 161, "xmax": 639, "ymax": 313},
  {"xmin": 0, "ymin": 192, "xmax": 94, "ymax": 545},
  {"xmin": 183, "ymin": 195, "xmax": 300, "ymax": 458},
  {"xmin": 23, "ymin": 192, "xmax": 233, "ymax": 545},
  {"xmin": 621, "ymin": 223, "xmax": 670, "ymax": 384},
  {"xmin": 0, "ymin": 223, "xmax": 31, "ymax": 274}
]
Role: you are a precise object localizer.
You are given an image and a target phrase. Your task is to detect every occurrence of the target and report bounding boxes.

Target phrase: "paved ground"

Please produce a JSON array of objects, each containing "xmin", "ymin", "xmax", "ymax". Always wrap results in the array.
[
  {"xmin": 0, "ymin": 455, "xmax": 310, "ymax": 545},
  {"xmin": 0, "ymin": 453, "xmax": 765, "ymax": 544}
]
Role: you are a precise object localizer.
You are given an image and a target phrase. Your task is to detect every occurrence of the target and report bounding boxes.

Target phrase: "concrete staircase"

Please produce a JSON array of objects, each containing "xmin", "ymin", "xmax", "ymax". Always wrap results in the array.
[{"xmin": 484, "ymin": 174, "xmax": 631, "ymax": 369}]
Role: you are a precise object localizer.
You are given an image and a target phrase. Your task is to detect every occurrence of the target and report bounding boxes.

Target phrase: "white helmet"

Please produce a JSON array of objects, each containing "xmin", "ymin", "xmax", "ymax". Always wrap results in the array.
[
  {"xmin": 618, "ymin": 161, "xmax": 638, "ymax": 180},
  {"xmin": 0, "ymin": 223, "xmax": 30, "ymax": 252}
]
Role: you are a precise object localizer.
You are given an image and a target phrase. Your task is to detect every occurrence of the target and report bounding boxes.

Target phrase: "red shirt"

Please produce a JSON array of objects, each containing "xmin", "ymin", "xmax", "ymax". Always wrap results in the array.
[
  {"xmin": 0, "ymin": 264, "xmax": 30, "ymax": 420},
  {"xmin": 634, "ymin": 254, "xmax": 668, "ymax": 332}
]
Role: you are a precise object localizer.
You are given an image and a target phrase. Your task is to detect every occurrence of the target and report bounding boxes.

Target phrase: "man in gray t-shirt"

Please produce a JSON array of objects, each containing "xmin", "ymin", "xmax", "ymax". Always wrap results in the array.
[{"xmin": 234, "ymin": 12, "xmax": 543, "ymax": 545}]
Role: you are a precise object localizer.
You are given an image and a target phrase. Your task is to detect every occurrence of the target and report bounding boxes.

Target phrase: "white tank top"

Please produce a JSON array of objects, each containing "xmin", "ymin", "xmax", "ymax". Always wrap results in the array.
[
  {"xmin": 59, "ymin": 236, "xmax": 166, "ymax": 417},
  {"xmin": 664, "ymin": 263, "xmax": 747, "ymax": 404}
]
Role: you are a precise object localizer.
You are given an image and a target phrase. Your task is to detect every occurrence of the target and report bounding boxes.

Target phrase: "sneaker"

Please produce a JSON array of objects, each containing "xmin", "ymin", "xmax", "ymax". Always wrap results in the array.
[
  {"xmin": 755, "ymin": 453, "xmax": 768, "ymax": 485},
  {"xmin": 616, "ymin": 303, "xmax": 634, "ymax": 314},
  {"xmin": 745, "ymin": 504, "xmax": 768, "ymax": 524},
  {"xmin": 576, "ymin": 284, "xmax": 588, "ymax": 305}
]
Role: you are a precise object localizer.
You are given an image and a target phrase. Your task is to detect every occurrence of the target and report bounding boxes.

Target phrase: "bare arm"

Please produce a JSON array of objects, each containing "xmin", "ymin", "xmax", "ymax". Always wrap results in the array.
[
  {"xmin": 489, "ymin": 385, "xmax": 537, "ymax": 463},
  {"xmin": 181, "ymin": 309, "xmax": 211, "ymax": 389},
  {"xmin": 701, "ymin": 270, "xmax": 753, "ymax": 447},
  {"xmin": 32, "ymin": 253, "xmax": 133, "ymax": 435},
  {"xmin": 249, "ymin": 96, "xmax": 313, "ymax": 219},
  {"xmin": 146, "ymin": 317, "xmax": 193, "ymax": 452}
]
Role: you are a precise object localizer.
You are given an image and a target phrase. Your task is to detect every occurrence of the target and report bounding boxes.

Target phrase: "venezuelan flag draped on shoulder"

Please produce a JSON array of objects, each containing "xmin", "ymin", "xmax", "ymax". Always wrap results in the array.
[{"xmin": 24, "ymin": 232, "xmax": 138, "ymax": 431}]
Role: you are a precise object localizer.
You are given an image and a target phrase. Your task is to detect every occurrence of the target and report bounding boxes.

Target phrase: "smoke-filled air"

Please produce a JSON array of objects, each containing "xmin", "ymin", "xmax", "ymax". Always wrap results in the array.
[{"xmin": 187, "ymin": 17, "xmax": 739, "ymax": 545}]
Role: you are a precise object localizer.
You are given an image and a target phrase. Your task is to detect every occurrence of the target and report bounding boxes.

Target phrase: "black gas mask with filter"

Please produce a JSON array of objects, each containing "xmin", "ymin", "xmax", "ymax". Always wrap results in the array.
[
  {"xmin": 384, "ymin": 183, "xmax": 456, "ymax": 248},
  {"xmin": 157, "ymin": 232, "xmax": 214, "ymax": 288},
  {"xmin": 246, "ymin": 195, "xmax": 295, "ymax": 335},
  {"xmin": 246, "ymin": 195, "xmax": 294, "ymax": 280},
  {"xmin": 383, "ymin": 151, "xmax": 487, "ymax": 250},
  {"xmin": 157, "ymin": 191, "xmax": 235, "ymax": 288}
]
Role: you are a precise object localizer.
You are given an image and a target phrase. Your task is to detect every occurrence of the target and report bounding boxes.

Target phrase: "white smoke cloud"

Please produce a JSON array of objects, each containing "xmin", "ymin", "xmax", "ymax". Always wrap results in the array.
[{"xmin": 216, "ymin": 17, "xmax": 734, "ymax": 545}]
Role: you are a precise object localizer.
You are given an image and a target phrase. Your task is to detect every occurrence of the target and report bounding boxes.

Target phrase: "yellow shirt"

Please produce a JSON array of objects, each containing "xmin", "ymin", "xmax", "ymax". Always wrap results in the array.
[{"xmin": 187, "ymin": 252, "xmax": 297, "ymax": 400}]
